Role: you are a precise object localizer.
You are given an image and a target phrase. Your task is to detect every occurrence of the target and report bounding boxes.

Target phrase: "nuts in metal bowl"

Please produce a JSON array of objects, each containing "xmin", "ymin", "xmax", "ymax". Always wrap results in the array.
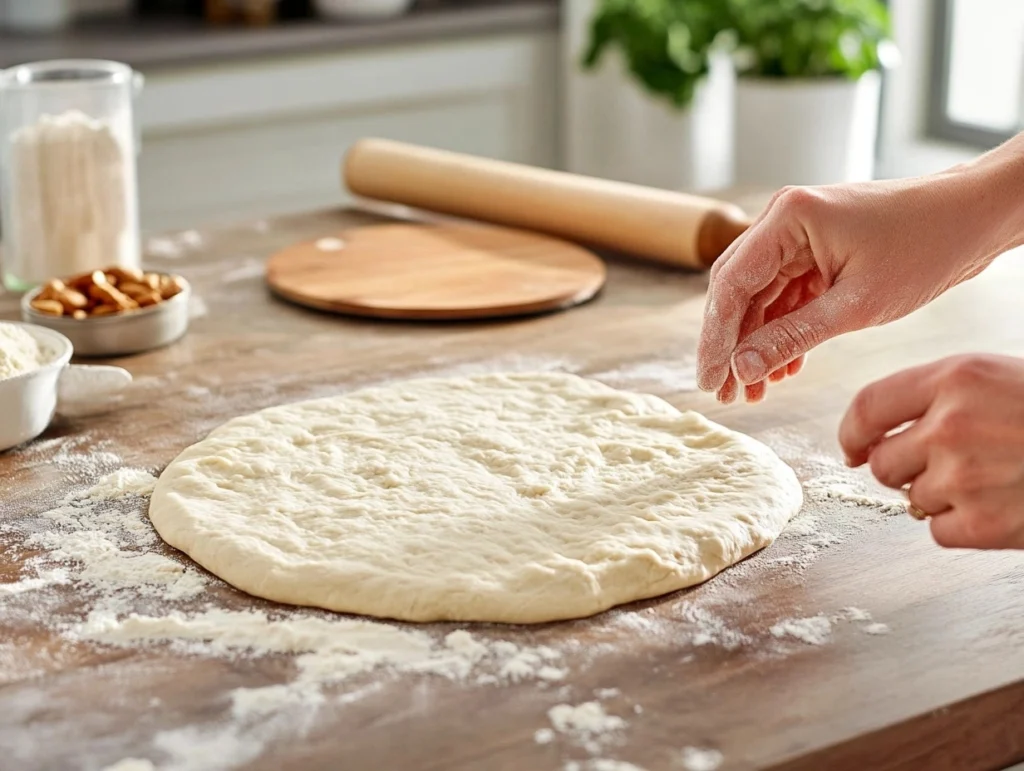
[
  {"xmin": 28, "ymin": 266, "xmax": 184, "ymax": 320},
  {"xmin": 21, "ymin": 266, "xmax": 192, "ymax": 357}
]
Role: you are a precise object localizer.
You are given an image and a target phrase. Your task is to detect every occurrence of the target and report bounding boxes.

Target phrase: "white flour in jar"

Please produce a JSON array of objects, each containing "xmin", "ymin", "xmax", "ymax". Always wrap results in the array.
[
  {"xmin": 5, "ymin": 110, "xmax": 134, "ymax": 282},
  {"xmin": 0, "ymin": 322, "xmax": 48, "ymax": 380}
]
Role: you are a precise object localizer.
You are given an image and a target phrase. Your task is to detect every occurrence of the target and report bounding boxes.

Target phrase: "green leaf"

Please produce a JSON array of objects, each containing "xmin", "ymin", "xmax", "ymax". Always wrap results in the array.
[{"xmin": 579, "ymin": 0, "xmax": 893, "ymax": 110}]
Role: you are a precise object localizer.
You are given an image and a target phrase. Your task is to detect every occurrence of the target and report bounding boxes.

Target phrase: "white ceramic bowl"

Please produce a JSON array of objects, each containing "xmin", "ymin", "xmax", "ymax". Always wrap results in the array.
[
  {"xmin": 314, "ymin": 0, "xmax": 414, "ymax": 21},
  {"xmin": 0, "ymin": 323, "xmax": 132, "ymax": 453}
]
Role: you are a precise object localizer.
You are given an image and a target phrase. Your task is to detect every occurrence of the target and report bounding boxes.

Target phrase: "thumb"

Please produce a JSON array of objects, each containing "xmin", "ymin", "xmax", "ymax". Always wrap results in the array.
[{"xmin": 731, "ymin": 292, "xmax": 853, "ymax": 385}]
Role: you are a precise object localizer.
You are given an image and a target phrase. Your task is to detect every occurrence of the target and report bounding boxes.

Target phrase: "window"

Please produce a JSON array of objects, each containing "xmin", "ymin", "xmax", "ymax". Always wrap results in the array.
[{"xmin": 929, "ymin": 0, "xmax": 1024, "ymax": 147}]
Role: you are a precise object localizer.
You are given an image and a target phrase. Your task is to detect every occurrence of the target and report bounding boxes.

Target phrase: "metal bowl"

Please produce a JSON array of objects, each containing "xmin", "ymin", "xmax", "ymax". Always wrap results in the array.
[{"xmin": 20, "ymin": 276, "xmax": 192, "ymax": 357}]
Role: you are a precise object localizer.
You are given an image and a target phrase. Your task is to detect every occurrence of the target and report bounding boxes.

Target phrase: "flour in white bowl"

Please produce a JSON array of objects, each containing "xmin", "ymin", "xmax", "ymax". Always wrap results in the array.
[{"xmin": 0, "ymin": 322, "xmax": 48, "ymax": 380}]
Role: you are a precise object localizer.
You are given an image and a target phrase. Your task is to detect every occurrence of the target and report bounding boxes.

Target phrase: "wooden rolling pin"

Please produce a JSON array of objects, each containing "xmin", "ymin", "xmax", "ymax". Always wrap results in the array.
[{"xmin": 343, "ymin": 138, "xmax": 752, "ymax": 270}]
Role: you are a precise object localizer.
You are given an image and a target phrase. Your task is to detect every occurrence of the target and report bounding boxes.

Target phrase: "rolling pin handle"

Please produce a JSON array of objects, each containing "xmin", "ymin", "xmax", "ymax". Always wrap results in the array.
[{"xmin": 696, "ymin": 204, "xmax": 751, "ymax": 267}]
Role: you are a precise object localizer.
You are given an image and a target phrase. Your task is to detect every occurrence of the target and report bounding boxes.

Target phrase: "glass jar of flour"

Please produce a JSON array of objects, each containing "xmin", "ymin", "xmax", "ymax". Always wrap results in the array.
[{"xmin": 0, "ymin": 60, "xmax": 144, "ymax": 291}]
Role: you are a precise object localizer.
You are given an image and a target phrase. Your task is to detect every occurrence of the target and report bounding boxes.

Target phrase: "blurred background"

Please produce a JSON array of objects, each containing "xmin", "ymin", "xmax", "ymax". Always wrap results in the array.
[{"xmin": 0, "ymin": 0, "xmax": 1020, "ymax": 232}]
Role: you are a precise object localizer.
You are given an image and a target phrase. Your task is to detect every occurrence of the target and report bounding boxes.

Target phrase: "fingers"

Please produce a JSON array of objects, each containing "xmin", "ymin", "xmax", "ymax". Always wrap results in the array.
[
  {"xmin": 744, "ymin": 381, "xmax": 767, "ymax": 403},
  {"xmin": 867, "ymin": 421, "xmax": 929, "ymax": 490},
  {"xmin": 730, "ymin": 291, "xmax": 854, "ymax": 385},
  {"xmin": 924, "ymin": 496, "xmax": 1024, "ymax": 550},
  {"xmin": 839, "ymin": 362, "xmax": 942, "ymax": 466},
  {"xmin": 717, "ymin": 372, "xmax": 739, "ymax": 404},
  {"xmin": 697, "ymin": 222, "xmax": 788, "ymax": 393},
  {"xmin": 906, "ymin": 471, "xmax": 953, "ymax": 520}
]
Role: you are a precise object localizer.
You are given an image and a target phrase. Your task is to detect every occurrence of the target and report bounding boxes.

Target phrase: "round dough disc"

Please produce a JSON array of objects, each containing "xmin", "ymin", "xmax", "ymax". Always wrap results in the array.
[{"xmin": 150, "ymin": 373, "xmax": 802, "ymax": 624}]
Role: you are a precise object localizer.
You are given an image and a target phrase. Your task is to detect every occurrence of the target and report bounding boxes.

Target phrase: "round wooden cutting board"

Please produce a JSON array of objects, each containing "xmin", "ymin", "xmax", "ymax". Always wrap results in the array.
[{"xmin": 265, "ymin": 222, "xmax": 607, "ymax": 321}]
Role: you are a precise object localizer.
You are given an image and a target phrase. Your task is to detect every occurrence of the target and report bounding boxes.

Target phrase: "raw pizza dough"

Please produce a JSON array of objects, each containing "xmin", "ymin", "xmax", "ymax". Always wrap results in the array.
[{"xmin": 150, "ymin": 373, "xmax": 802, "ymax": 624}]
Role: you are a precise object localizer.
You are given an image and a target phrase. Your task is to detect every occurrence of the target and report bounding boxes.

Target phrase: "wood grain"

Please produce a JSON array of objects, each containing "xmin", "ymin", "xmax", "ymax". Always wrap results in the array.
[
  {"xmin": 265, "ymin": 222, "xmax": 607, "ymax": 320},
  {"xmin": 1, "ymin": 202, "xmax": 1023, "ymax": 771}
]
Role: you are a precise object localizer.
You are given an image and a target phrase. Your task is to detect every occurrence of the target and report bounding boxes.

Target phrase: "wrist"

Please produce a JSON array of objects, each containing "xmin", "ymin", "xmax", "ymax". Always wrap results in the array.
[{"xmin": 947, "ymin": 136, "xmax": 1024, "ymax": 260}]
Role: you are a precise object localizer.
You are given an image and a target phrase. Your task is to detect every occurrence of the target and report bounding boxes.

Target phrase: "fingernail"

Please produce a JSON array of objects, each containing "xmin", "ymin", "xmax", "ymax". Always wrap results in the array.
[{"xmin": 733, "ymin": 350, "xmax": 765, "ymax": 384}]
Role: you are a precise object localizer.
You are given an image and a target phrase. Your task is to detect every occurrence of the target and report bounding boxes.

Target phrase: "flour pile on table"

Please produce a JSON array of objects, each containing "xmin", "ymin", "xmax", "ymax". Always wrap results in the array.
[
  {"xmin": 679, "ymin": 747, "xmax": 725, "ymax": 771},
  {"xmin": 769, "ymin": 616, "xmax": 833, "ymax": 646},
  {"xmin": 0, "ymin": 321, "xmax": 49, "ymax": 380}
]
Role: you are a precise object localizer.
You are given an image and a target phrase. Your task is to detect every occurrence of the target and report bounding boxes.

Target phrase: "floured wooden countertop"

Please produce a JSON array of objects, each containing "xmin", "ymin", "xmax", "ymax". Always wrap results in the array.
[{"xmin": 1, "ymin": 205, "xmax": 1023, "ymax": 771}]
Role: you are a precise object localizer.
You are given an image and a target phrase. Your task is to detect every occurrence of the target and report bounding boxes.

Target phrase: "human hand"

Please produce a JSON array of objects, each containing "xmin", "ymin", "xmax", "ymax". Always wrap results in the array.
[
  {"xmin": 696, "ymin": 175, "xmax": 1004, "ymax": 404},
  {"xmin": 840, "ymin": 354, "xmax": 1024, "ymax": 550}
]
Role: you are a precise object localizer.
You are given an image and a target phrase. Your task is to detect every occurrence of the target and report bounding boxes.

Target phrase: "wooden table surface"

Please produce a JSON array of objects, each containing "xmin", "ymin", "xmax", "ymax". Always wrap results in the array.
[{"xmin": 2, "ymin": 205, "xmax": 1023, "ymax": 771}]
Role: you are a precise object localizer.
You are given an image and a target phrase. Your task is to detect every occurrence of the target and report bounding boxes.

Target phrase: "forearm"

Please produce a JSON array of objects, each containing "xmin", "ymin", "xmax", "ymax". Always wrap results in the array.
[{"xmin": 944, "ymin": 131, "xmax": 1024, "ymax": 261}]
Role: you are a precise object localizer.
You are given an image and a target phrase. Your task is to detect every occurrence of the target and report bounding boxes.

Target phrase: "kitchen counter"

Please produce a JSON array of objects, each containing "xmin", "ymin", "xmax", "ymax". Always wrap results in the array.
[
  {"xmin": 1, "ymin": 202, "xmax": 1024, "ymax": 770},
  {"xmin": 0, "ymin": 0, "xmax": 559, "ymax": 70}
]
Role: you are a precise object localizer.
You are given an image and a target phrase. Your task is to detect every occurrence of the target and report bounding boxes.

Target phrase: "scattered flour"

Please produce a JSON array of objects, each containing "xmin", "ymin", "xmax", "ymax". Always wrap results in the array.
[
  {"xmin": 802, "ymin": 473, "xmax": 905, "ymax": 515},
  {"xmin": 769, "ymin": 616, "xmax": 832, "ymax": 646},
  {"xmin": 101, "ymin": 760, "xmax": 157, "ymax": 771},
  {"xmin": 591, "ymin": 358, "xmax": 697, "ymax": 393},
  {"xmin": 315, "ymin": 237, "xmax": 345, "ymax": 251},
  {"xmin": 569, "ymin": 757, "xmax": 647, "ymax": 769},
  {"xmin": 420, "ymin": 353, "xmax": 579, "ymax": 380},
  {"xmin": 0, "ymin": 568, "xmax": 69, "ymax": 595},
  {"xmin": 840, "ymin": 607, "xmax": 872, "ymax": 622},
  {"xmin": 144, "ymin": 230, "xmax": 203, "ymax": 259},
  {"xmin": 179, "ymin": 230, "xmax": 204, "ymax": 249},
  {"xmin": 13, "ymin": 433, "xmax": 123, "ymax": 483},
  {"xmin": 548, "ymin": 701, "xmax": 627, "ymax": 752},
  {"xmin": 145, "ymin": 237, "xmax": 184, "ymax": 259},
  {"xmin": 679, "ymin": 747, "xmax": 724, "ymax": 771},
  {"xmin": 0, "ymin": 321, "xmax": 48, "ymax": 380},
  {"xmin": 86, "ymin": 468, "xmax": 158, "ymax": 499},
  {"xmin": 835, "ymin": 607, "xmax": 891, "ymax": 636},
  {"xmin": 535, "ymin": 728, "xmax": 556, "ymax": 744},
  {"xmin": 220, "ymin": 259, "xmax": 265, "ymax": 284},
  {"xmin": 79, "ymin": 607, "xmax": 566, "ymax": 692},
  {"xmin": 676, "ymin": 604, "xmax": 748, "ymax": 650}
]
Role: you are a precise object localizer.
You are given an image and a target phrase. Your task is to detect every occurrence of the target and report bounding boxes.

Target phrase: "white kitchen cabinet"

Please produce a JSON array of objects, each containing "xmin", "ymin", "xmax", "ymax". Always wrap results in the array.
[{"xmin": 136, "ymin": 30, "xmax": 560, "ymax": 231}]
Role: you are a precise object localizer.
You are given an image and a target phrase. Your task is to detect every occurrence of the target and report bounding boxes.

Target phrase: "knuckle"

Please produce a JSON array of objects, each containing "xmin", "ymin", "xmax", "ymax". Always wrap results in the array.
[
  {"xmin": 772, "ymin": 186, "xmax": 821, "ymax": 219},
  {"xmin": 925, "ymin": 408, "xmax": 970, "ymax": 448},
  {"xmin": 944, "ymin": 458, "xmax": 981, "ymax": 495},
  {"xmin": 768, "ymin": 316, "xmax": 820, "ymax": 360},
  {"xmin": 868, "ymin": 448, "xmax": 896, "ymax": 487},
  {"xmin": 942, "ymin": 355, "xmax": 993, "ymax": 389},
  {"xmin": 849, "ymin": 386, "xmax": 878, "ymax": 433}
]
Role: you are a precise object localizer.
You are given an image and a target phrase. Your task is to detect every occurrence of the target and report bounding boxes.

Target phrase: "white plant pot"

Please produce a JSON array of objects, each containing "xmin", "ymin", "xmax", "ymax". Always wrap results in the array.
[
  {"xmin": 734, "ymin": 70, "xmax": 882, "ymax": 187},
  {"xmin": 562, "ymin": 0, "xmax": 734, "ymax": 192}
]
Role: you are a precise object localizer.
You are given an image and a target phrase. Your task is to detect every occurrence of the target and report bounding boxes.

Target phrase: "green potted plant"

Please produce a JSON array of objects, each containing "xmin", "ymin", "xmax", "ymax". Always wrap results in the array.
[
  {"xmin": 582, "ymin": 0, "xmax": 731, "ymax": 110},
  {"xmin": 564, "ymin": 0, "xmax": 735, "ymax": 191},
  {"xmin": 728, "ymin": 0, "xmax": 896, "ymax": 186}
]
